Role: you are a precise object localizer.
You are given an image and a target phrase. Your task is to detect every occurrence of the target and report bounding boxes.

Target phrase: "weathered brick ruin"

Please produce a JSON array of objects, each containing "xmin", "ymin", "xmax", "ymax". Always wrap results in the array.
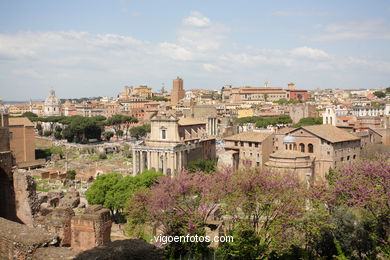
[
  {"xmin": 71, "ymin": 205, "xmax": 112, "ymax": 252},
  {"xmin": 0, "ymin": 113, "xmax": 18, "ymax": 222},
  {"xmin": 0, "ymin": 217, "xmax": 59, "ymax": 259}
]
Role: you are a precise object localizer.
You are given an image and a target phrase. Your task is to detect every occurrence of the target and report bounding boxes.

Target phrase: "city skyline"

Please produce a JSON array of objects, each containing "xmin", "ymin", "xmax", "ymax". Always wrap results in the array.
[{"xmin": 1, "ymin": 0, "xmax": 390, "ymax": 100}]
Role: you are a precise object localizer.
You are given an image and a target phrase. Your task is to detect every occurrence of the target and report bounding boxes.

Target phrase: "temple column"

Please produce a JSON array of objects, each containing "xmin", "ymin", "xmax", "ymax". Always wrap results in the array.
[
  {"xmin": 140, "ymin": 151, "xmax": 144, "ymax": 173},
  {"xmin": 147, "ymin": 151, "xmax": 151, "ymax": 170},
  {"xmin": 170, "ymin": 152, "xmax": 174, "ymax": 176},
  {"xmin": 132, "ymin": 149, "xmax": 136, "ymax": 176},
  {"xmin": 163, "ymin": 152, "xmax": 167, "ymax": 175}
]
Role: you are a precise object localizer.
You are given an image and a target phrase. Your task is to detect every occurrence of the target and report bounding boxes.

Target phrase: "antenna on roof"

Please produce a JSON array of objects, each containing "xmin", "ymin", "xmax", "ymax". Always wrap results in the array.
[{"xmin": 264, "ymin": 81, "xmax": 269, "ymax": 87}]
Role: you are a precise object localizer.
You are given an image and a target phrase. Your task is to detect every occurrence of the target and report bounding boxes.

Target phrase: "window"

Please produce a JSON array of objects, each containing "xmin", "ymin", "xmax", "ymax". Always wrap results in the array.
[
  {"xmin": 285, "ymin": 144, "xmax": 288, "ymax": 150},
  {"xmin": 308, "ymin": 144, "xmax": 314, "ymax": 153},
  {"xmin": 341, "ymin": 157, "xmax": 344, "ymax": 161},
  {"xmin": 327, "ymin": 151, "xmax": 330, "ymax": 155},
  {"xmin": 347, "ymin": 156, "xmax": 350, "ymax": 160},
  {"xmin": 161, "ymin": 128, "xmax": 167, "ymax": 140},
  {"xmin": 353, "ymin": 155, "xmax": 356, "ymax": 159},
  {"xmin": 234, "ymin": 141, "xmax": 238, "ymax": 146},
  {"xmin": 240, "ymin": 142, "xmax": 244, "ymax": 147},
  {"xmin": 299, "ymin": 143, "xmax": 305, "ymax": 152},
  {"xmin": 254, "ymin": 143, "xmax": 258, "ymax": 148},
  {"xmin": 256, "ymin": 162, "xmax": 260, "ymax": 166},
  {"xmin": 250, "ymin": 153, "xmax": 252, "ymax": 156},
  {"xmin": 249, "ymin": 142, "xmax": 252, "ymax": 147},
  {"xmin": 257, "ymin": 153, "xmax": 259, "ymax": 158}
]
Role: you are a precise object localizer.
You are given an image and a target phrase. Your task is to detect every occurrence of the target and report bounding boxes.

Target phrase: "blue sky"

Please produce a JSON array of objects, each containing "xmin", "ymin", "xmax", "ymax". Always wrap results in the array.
[{"xmin": 0, "ymin": 0, "xmax": 389, "ymax": 100}]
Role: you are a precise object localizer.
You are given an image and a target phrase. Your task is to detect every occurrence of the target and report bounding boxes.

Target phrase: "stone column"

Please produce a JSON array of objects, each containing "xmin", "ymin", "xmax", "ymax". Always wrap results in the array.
[
  {"xmin": 140, "ymin": 151, "xmax": 144, "ymax": 173},
  {"xmin": 157, "ymin": 152, "xmax": 160, "ymax": 171},
  {"xmin": 170, "ymin": 152, "xmax": 174, "ymax": 175},
  {"xmin": 132, "ymin": 149, "xmax": 137, "ymax": 176},
  {"xmin": 163, "ymin": 152, "xmax": 167, "ymax": 175},
  {"xmin": 147, "ymin": 151, "xmax": 151, "ymax": 170}
]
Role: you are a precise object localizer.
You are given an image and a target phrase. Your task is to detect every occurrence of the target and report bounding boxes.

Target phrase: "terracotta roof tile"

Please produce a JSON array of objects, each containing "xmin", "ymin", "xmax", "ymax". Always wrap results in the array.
[
  {"xmin": 9, "ymin": 117, "xmax": 34, "ymax": 127},
  {"xmin": 301, "ymin": 125, "xmax": 360, "ymax": 143},
  {"xmin": 224, "ymin": 131, "xmax": 273, "ymax": 142},
  {"xmin": 178, "ymin": 118, "xmax": 206, "ymax": 126}
]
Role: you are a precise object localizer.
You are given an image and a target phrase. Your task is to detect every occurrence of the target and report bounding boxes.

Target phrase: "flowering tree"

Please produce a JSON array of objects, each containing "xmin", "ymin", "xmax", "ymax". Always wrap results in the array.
[
  {"xmin": 126, "ymin": 170, "xmax": 222, "ymax": 258},
  {"xmin": 218, "ymin": 167, "xmax": 307, "ymax": 255},
  {"xmin": 329, "ymin": 158, "xmax": 390, "ymax": 251}
]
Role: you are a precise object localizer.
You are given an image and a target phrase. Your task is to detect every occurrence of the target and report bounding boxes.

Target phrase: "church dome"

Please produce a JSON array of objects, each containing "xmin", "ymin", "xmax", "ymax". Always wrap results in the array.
[
  {"xmin": 44, "ymin": 89, "xmax": 61, "ymax": 106},
  {"xmin": 283, "ymin": 135, "xmax": 296, "ymax": 143}
]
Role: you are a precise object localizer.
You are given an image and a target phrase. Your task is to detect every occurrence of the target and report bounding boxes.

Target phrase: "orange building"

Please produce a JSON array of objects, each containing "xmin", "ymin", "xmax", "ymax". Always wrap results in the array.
[{"xmin": 8, "ymin": 117, "xmax": 45, "ymax": 168}]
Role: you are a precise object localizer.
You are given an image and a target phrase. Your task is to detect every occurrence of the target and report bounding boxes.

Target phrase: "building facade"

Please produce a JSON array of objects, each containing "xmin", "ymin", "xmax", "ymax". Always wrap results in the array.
[
  {"xmin": 44, "ymin": 90, "xmax": 61, "ymax": 117},
  {"xmin": 131, "ymin": 111, "xmax": 216, "ymax": 175},
  {"xmin": 267, "ymin": 125, "xmax": 361, "ymax": 182},
  {"xmin": 219, "ymin": 132, "xmax": 275, "ymax": 169}
]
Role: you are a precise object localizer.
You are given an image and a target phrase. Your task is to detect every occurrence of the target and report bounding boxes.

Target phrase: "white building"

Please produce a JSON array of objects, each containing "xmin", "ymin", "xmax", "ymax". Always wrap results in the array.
[{"xmin": 43, "ymin": 90, "xmax": 61, "ymax": 117}]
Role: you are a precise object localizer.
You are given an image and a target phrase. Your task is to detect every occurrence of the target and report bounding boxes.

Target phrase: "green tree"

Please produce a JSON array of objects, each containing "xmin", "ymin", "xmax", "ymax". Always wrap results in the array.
[
  {"xmin": 103, "ymin": 131, "xmax": 114, "ymax": 141},
  {"xmin": 292, "ymin": 117, "xmax": 323, "ymax": 127},
  {"xmin": 87, "ymin": 170, "xmax": 162, "ymax": 223},
  {"xmin": 386, "ymin": 87, "xmax": 390, "ymax": 93},
  {"xmin": 43, "ymin": 130, "xmax": 52, "ymax": 136},
  {"xmin": 66, "ymin": 169, "xmax": 76, "ymax": 180},
  {"xmin": 21, "ymin": 111, "xmax": 38, "ymax": 119},
  {"xmin": 217, "ymin": 224, "xmax": 267, "ymax": 259},
  {"xmin": 373, "ymin": 91, "xmax": 386, "ymax": 98},
  {"xmin": 61, "ymin": 116, "xmax": 103, "ymax": 143},
  {"xmin": 148, "ymin": 96, "xmax": 169, "ymax": 102},
  {"xmin": 188, "ymin": 159, "xmax": 216, "ymax": 173},
  {"xmin": 130, "ymin": 124, "xmax": 151, "ymax": 139}
]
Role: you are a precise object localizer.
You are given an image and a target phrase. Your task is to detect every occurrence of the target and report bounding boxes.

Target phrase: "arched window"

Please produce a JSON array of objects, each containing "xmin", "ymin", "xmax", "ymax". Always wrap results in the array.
[
  {"xmin": 285, "ymin": 144, "xmax": 288, "ymax": 150},
  {"xmin": 326, "ymin": 117, "xmax": 328, "ymax": 124},
  {"xmin": 289, "ymin": 144, "xmax": 292, "ymax": 150},
  {"xmin": 299, "ymin": 143, "xmax": 305, "ymax": 152},
  {"xmin": 308, "ymin": 143, "xmax": 314, "ymax": 153},
  {"xmin": 161, "ymin": 127, "xmax": 167, "ymax": 140}
]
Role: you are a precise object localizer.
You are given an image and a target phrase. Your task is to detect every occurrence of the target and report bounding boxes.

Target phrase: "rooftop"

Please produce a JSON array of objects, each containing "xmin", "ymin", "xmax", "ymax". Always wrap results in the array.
[
  {"xmin": 9, "ymin": 117, "xmax": 34, "ymax": 127},
  {"xmin": 178, "ymin": 117, "xmax": 206, "ymax": 126},
  {"xmin": 301, "ymin": 125, "xmax": 360, "ymax": 143},
  {"xmin": 224, "ymin": 131, "xmax": 273, "ymax": 143}
]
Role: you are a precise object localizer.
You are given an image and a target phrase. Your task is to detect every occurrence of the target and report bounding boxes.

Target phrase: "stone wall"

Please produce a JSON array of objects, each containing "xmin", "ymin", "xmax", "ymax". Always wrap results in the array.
[
  {"xmin": 70, "ymin": 205, "xmax": 112, "ymax": 252},
  {"xmin": 13, "ymin": 170, "xmax": 40, "ymax": 226},
  {"xmin": 0, "ymin": 217, "xmax": 58, "ymax": 260}
]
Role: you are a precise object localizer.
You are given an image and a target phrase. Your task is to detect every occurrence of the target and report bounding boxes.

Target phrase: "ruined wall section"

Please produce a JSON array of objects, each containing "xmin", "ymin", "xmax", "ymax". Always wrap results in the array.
[
  {"xmin": 70, "ymin": 205, "xmax": 111, "ymax": 252},
  {"xmin": 0, "ymin": 217, "xmax": 59, "ymax": 260},
  {"xmin": 13, "ymin": 170, "xmax": 40, "ymax": 226}
]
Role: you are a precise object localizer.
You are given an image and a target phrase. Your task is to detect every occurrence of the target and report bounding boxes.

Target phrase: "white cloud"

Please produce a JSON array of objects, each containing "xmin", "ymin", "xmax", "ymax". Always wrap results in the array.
[
  {"xmin": 183, "ymin": 11, "xmax": 210, "ymax": 27},
  {"xmin": 312, "ymin": 19, "xmax": 390, "ymax": 41},
  {"xmin": 160, "ymin": 42, "xmax": 193, "ymax": 61},
  {"xmin": 290, "ymin": 47, "xmax": 329, "ymax": 59},
  {"xmin": 0, "ymin": 16, "xmax": 388, "ymax": 100},
  {"xmin": 203, "ymin": 63, "xmax": 222, "ymax": 72}
]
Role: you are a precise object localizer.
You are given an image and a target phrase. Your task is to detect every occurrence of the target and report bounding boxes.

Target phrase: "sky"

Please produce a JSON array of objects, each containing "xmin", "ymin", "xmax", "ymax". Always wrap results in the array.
[{"xmin": 0, "ymin": 0, "xmax": 390, "ymax": 100}]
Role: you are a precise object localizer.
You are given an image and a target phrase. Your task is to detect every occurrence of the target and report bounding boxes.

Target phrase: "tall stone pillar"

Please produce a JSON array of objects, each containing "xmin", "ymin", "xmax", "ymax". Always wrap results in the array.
[
  {"xmin": 147, "ymin": 151, "xmax": 151, "ymax": 170},
  {"xmin": 140, "ymin": 151, "xmax": 144, "ymax": 173},
  {"xmin": 132, "ymin": 149, "xmax": 137, "ymax": 176},
  {"xmin": 163, "ymin": 152, "xmax": 167, "ymax": 175},
  {"xmin": 170, "ymin": 152, "xmax": 174, "ymax": 175}
]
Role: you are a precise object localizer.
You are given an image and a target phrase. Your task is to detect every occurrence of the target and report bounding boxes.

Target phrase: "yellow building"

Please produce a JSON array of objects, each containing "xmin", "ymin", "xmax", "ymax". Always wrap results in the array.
[{"xmin": 237, "ymin": 109, "xmax": 254, "ymax": 118}]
